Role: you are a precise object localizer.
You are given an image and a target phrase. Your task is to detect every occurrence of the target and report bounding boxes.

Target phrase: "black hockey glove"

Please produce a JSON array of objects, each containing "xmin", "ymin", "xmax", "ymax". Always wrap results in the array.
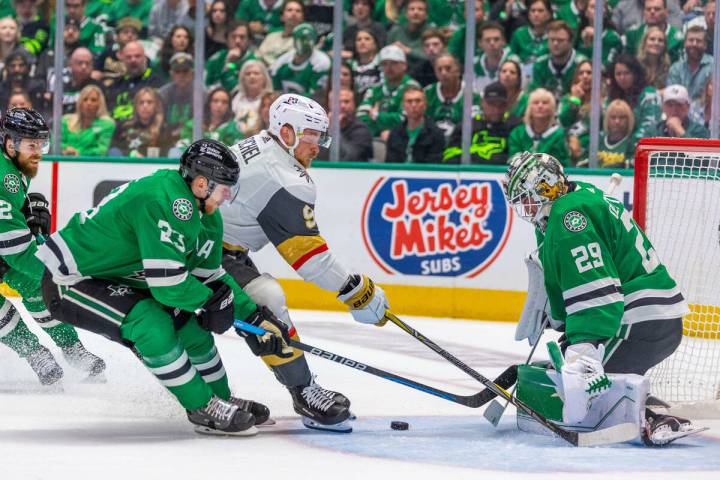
[
  {"xmin": 236, "ymin": 306, "xmax": 293, "ymax": 358},
  {"xmin": 22, "ymin": 193, "xmax": 51, "ymax": 237},
  {"xmin": 197, "ymin": 283, "xmax": 235, "ymax": 334}
]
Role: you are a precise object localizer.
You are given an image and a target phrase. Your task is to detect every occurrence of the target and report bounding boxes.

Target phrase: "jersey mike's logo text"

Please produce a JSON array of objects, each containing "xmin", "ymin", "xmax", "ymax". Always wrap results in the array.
[{"xmin": 362, "ymin": 177, "xmax": 512, "ymax": 277}]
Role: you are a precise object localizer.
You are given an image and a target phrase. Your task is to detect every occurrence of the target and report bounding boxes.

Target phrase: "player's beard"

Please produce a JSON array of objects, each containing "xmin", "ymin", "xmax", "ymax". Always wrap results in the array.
[{"xmin": 18, "ymin": 154, "xmax": 40, "ymax": 178}]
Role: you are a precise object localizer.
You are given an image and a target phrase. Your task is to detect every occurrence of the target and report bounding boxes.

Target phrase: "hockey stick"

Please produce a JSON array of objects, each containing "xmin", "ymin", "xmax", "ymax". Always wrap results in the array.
[
  {"xmin": 382, "ymin": 311, "xmax": 638, "ymax": 447},
  {"xmin": 483, "ymin": 312, "xmax": 549, "ymax": 427},
  {"xmin": 234, "ymin": 319, "xmax": 517, "ymax": 408}
]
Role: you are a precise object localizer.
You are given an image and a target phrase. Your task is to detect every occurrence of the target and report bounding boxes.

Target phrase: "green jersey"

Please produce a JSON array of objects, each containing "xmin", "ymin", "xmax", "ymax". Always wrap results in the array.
[
  {"xmin": 575, "ymin": 28, "xmax": 622, "ymax": 66},
  {"xmin": 108, "ymin": 0, "xmax": 153, "ymax": 28},
  {"xmin": 623, "ymin": 23, "xmax": 685, "ymax": 63},
  {"xmin": 357, "ymin": 74, "xmax": 421, "ymax": 136},
  {"xmin": 596, "ymin": 133, "xmax": 634, "ymax": 168},
  {"xmin": 235, "ymin": 0, "xmax": 284, "ymax": 33},
  {"xmin": 41, "ymin": 169, "xmax": 255, "ymax": 317},
  {"xmin": 423, "ymin": 81, "xmax": 480, "ymax": 139},
  {"xmin": 204, "ymin": 48, "xmax": 257, "ymax": 91},
  {"xmin": 604, "ymin": 87, "xmax": 662, "ymax": 147},
  {"xmin": 529, "ymin": 50, "xmax": 588, "ymax": 99},
  {"xmin": 61, "ymin": 116, "xmax": 117, "ymax": 156},
  {"xmin": 270, "ymin": 50, "xmax": 331, "ymax": 97},
  {"xmin": 0, "ymin": 154, "xmax": 45, "ymax": 298},
  {"xmin": 176, "ymin": 119, "xmax": 244, "ymax": 150},
  {"xmin": 50, "ymin": 17, "xmax": 107, "ymax": 55},
  {"xmin": 539, "ymin": 181, "xmax": 686, "ymax": 344},
  {"xmin": 508, "ymin": 123, "xmax": 571, "ymax": 166},
  {"xmin": 509, "ymin": 26, "xmax": 548, "ymax": 65}
]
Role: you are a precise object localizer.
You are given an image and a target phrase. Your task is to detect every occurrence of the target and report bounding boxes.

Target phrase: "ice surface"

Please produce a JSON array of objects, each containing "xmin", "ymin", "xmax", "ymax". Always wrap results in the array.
[{"xmin": 1, "ymin": 307, "xmax": 718, "ymax": 480}]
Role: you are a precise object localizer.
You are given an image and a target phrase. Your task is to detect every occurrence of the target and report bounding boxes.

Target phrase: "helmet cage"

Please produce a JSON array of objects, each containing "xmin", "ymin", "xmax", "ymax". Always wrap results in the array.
[{"xmin": 505, "ymin": 152, "xmax": 566, "ymax": 230}]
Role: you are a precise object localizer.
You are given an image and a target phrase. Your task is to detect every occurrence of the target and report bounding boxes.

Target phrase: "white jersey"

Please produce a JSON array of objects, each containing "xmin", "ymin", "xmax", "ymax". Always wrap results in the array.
[{"xmin": 222, "ymin": 131, "xmax": 351, "ymax": 292}]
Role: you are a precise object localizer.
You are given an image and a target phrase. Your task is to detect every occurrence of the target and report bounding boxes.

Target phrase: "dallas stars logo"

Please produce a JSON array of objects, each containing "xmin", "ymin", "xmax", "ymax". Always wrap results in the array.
[
  {"xmin": 172, "ymin": 198, "xmax": 193, "ymax": 221},
  {"xmin": 3, "ymin": 173, "xmax": 20, "ymax": 194},
  {"xmin": 563, "ymin": 210, "xmax": 587, "ymax": 232}
]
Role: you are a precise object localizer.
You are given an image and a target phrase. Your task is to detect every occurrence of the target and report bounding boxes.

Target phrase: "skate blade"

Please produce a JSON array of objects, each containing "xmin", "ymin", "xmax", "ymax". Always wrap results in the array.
[
  {"xmin": 650, "ymin": 426, "xmax": 709, "ymax": 446},
  {"xmin": 194, "ymin": 425, "xmax": 259, "ymax": 437},
  {"xmin": 302, "ymin": 416, "xmax": 353, "ymax": 433},
  {"xmin": 256, "ymin": 417, "xmax": 277, "ymax": 427}
]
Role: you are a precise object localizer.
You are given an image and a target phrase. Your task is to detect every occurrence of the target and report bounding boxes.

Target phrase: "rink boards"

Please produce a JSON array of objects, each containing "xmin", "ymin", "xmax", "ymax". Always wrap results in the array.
[{"xmin": 13, "ymin": 158, "xmax": 633, "ymax": 321}]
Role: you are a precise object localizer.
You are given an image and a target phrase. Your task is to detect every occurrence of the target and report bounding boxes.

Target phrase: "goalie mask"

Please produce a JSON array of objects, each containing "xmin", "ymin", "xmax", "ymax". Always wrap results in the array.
[{"xmin": 504, "ymin": 152, "xmax": 567, "ymax": 231}]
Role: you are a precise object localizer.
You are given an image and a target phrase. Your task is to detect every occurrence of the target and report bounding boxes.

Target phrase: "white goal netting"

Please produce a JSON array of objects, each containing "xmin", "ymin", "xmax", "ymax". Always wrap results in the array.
[{"xmin": 640, "ymin": 148, "xmax": 720, "ymax": 405}]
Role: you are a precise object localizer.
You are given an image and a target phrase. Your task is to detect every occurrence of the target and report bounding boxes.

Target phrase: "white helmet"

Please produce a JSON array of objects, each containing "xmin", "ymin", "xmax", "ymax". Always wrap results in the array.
[{"xmin": 268, "ymin": 93, "xmax": 331, "ymax": 157}]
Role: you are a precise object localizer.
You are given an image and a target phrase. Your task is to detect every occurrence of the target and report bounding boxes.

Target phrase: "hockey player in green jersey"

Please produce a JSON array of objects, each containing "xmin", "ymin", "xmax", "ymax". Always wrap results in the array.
[
  {"xmin": 0, "ymin": 108, "xmax": 105, "ymax": 386},
  {"xmin": 504, "ymin": 151, "xmax": 703, "ymax": 445},
  {"xmin": 36, "ymin": 139, "xmax": 292, "ymax": 435}
]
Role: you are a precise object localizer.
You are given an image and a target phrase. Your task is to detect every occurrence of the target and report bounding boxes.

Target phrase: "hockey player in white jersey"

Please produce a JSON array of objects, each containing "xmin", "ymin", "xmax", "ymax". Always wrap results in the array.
[{"xmin": 222, "ymin": 93, "xmax": 390, "ymax": 432}]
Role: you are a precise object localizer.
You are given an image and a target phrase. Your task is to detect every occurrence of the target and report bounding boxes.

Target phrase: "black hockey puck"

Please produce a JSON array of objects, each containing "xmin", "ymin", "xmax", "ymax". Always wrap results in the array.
[{"xmin": 391, "ymin": 421, "xmax": 409, "ymax": 430}]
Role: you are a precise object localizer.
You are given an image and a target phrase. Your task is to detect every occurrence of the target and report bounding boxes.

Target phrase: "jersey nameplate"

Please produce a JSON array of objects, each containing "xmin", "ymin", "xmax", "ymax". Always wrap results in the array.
[
  {"xmin": 3, "ymin": 173, "xmax": 20, "ymax": 194},
  {"xmin": 172, "ymin": 198, "xmax": 193, "ymax": 221},
  {"xmin": 563, "ymin": 210, "xmax": 587, "ymax": 232},
  {"xmin": 236, "ymin": 136, "xmax": 261, "ymax": 163}
]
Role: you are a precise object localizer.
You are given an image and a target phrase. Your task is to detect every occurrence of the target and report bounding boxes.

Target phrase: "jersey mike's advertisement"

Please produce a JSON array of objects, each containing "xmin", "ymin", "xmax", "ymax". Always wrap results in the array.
[
  {"xmin": 361, "ymin": 177, "xmax": 512, "ymax": 278},
  {"xmin": 26, "ymin": 160, "xmax": 633, "ymax": 320}
]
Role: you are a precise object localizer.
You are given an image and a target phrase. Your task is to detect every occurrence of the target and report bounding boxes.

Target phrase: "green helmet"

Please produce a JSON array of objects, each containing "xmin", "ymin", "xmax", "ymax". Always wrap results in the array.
[{"xmin": 503, "ymin": 151, "xmax": 567, "ymax": 231}]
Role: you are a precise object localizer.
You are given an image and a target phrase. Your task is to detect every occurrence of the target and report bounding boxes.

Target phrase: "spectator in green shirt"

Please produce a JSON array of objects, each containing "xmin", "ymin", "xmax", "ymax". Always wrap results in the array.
[
  {"xmin": 637, "ymin": 25, "xmax": 671, "ymax": 90},
  {"xmin": 61, "ymin": 84, "xmax": 116, "ymax": 156},
  {"xmin": 236, "ymin": 0, "xmax": 284, "ymax": 41},
  {"xmin": 559, "ymin": 60, "xmax": 592, "ymax": 164},
  {"xmin": 205, "ymin": 20, "xmax": 256, "ymax": 91},
  {"xmin": 508, "ymin": 87, "xmax": 570, "ymax": 165},
  {"xmin": 528, "ymin": 20, "xmax": 587, "ymax": 100},
  {"xmin": 173, "ymin": 86, "xmax": 243, "ymax": 153},
  {"xmin": 622, "ymin": 0, "xmax": 685, "ymax": 62},
  {"xmin": 575, "ymin": 0, "xmax": 622, "ymax": 66},
  {"xmin": 386, "ymin": 85, "xmax": 445, "ymax": 163},
  {"xmin": 509, "ymin": 0, "xmax": 551, "ymax": 68},
  {"xmin": 592, "ymin": 98, "xmax": 635, "ymax": 168},
  {"xmin": 448, "ymin": 0, "xmax": 485, "ymax": 64}
]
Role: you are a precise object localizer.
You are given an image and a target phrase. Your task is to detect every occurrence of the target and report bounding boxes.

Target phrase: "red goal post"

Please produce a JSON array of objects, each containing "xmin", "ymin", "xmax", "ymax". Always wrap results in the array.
[{"xmin": 634, "ymin": 137, "xmax": 720, "ymax": 408}]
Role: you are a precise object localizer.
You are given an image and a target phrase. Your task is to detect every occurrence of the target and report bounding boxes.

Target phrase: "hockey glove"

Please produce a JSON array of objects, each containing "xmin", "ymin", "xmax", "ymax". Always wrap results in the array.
[
  {"xmin": 197, "ymin": 283, "xmax": 235, "ymax": 334},
  {"xmin": 237, "ymin": 306, "xmax": 293, "ymax": 358},
  {"xmin": 560, "ymin": 342, "xmax": 612, "ymax": 424},
  {"xmin": 22, "ymin": 193, "xmax": 51, "ymax": 237},
  {"xmin": 337, "ymin": 274, "xmax": 389, "ymax": 326}
]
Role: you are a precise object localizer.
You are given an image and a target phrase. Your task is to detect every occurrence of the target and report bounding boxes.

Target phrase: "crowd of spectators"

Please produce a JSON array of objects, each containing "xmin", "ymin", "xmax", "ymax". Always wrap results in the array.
[{"xmin": 0, "ymin": 0, "xmax": 716, "ymax": 166}]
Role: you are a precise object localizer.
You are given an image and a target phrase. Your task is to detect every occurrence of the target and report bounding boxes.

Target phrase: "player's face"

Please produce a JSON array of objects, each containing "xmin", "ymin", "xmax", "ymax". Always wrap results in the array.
[
  {"xmin": 10, "ymin": 138, "xmax": 48, "ymax": 178},
  {"xmin": 294, "ymin": 128, "xmax": 329, "ymax": 167},
  {"xmin": 203, "ymin": 183, "xmax": 233, "ymax": 213}
]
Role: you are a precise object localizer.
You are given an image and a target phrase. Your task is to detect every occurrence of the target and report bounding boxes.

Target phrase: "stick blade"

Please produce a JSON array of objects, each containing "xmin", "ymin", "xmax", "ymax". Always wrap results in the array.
[
  {"xmin": 575, "ymin": 422, "xmax": 638, "ymax": 447},
  {"xmin": 483, "ymin": 400, "xmax": 506, "ymax": 427}
]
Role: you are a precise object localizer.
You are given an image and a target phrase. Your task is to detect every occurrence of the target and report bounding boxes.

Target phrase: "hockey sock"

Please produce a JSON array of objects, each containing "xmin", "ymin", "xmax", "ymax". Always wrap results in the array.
[
  {"xmin": 24, "ymin": 297, "xmax": 80, "ymax": 348},
  {"xmin": 142, "ymin": 341, "xmax": 213, "ymax": 411},
  {"xmin": 270, "ymin": 354, "xmax": 313, "ymax": 388},
  {"xmin": 0, "ymin": 314, "xmax": 42, "ymax": 357},
  {"xmin": 189, "ymin": 345, "xmax": 230, "ymax": 400}
]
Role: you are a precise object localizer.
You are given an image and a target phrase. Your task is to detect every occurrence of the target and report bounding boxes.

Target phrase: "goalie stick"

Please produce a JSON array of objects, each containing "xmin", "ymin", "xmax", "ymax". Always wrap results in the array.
[
  {"xmin": 382, "ymin": 311, "xmax": 638, "ymax": 447},
  {"xmin": 234, "ymin": 319, "xmax": 517, "ymax": 408}
]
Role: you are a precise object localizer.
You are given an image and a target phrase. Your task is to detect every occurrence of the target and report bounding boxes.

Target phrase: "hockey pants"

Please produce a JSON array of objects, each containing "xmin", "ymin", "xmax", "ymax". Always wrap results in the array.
[{"xmin": 222, "ymin": 249, "xmax": 312, "ymax": 387}]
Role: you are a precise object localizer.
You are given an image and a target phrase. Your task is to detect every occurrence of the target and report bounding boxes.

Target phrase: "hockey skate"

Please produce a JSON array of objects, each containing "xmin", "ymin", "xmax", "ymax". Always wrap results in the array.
[
  {"xmin": 62, "ymin": 341, "xmax": 106, "ymax": 381},
  {"xmin": 228, "ymin": 395, "xmax": 274, "ymax": 426},
  {"xmin": 187, "ymin": 395, "xmax": 258, "ymax": 436},
  {"xmin": 289, "ymin": 377, "xmax": 353, "ymax": 433},
  {"xmin": 27, "ymin": 346, "xmax": 63, "ymax": 386},
  {"xmin": 642, "ymin": 411, "xmax": 708, "ymax": 446}
]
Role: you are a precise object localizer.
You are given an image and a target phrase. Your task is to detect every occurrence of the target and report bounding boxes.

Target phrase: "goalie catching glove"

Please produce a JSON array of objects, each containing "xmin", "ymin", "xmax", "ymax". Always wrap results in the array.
[
  {"xmin": 560, "ymin": 342, "xmax": 612, "ymax": 424},
  {"xmin": 337, "ymin": 274, "xmax": 389, "ymax": 326},
  {"xmin": 236, "ymin": 306, "xmax": 293, "ymax": 358},
  {"xmin": 22, "ymin": 192, "xmax": 51, "ymax": 237}
]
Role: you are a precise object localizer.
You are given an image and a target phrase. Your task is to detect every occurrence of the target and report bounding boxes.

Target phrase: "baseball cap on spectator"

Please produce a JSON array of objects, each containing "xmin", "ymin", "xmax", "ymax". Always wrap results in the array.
[
  {"xmin": 663, "ymin": 85, "xmax": 689, "ymax": 104},
  {"xmin": 484, "ymin": 82, "xmax": 508, "ymax": 104},
  {"xmin": 170, "ymin": 52, "xmax": 194, "ymax": 71},
  {"xmin": 117, "ymin": 17, "xmax": 142, "ymax": 34},
  {"xmin": 379, "ymin": 45, "xmax": 406, "ymax": 63},
  {"xmin": 65, "ymin": 17, "xmax": 80, "ymax": 30}
]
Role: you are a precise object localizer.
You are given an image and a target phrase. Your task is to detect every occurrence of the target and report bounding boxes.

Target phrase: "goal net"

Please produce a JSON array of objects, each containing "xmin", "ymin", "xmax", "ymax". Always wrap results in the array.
[{"xmin": 634, "ymin": 138, "xmax": 720, "ymax": 407}]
